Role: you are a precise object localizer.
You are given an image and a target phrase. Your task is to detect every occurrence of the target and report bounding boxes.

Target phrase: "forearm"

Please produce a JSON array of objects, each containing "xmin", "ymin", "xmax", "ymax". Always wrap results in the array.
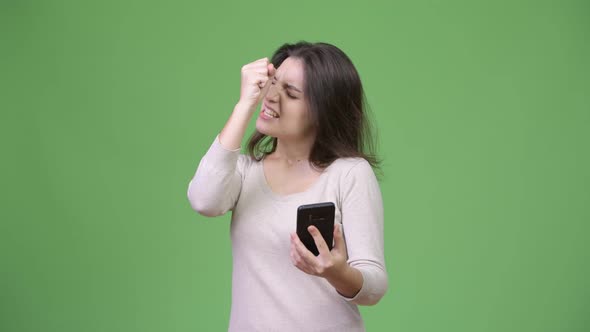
[
  {"xmin": 325, "ymin": 265, "xmax": 364, "ymax": 298},
  {"xmin": 219, "ymin": 102, "xmax": 256, "ymax": 150}
]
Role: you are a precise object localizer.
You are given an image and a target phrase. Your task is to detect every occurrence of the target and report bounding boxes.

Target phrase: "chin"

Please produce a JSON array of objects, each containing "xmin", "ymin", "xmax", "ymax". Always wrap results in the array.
[{"xmin": 255, "ymin": 121, "xmax": 275, "ymax": 137}]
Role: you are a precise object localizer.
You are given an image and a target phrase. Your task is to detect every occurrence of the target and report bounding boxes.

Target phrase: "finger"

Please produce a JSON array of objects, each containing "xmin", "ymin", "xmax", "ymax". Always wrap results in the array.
[
  {"xmin": 291, "ymin": 247, "xmax": 304, "ymax": 266},
  {"xmin": 252, "ymin": 57, "xmax": 270, "ymax": 68},
  {"xmin": 254, "ymin": 67, "xmax": 271, "ymax": 75},
  {"xmin": 333, "ymin": 223, "xmax": 346, "ymax": 251},
  {"xmin": 308, "ymin": 225, "xmax": 330, "ymax": 256},
  {"xmin": 292, "ymin": 231, "xmax": 319, "ymax": 263},
  {"xmin": 242, "ymin": 58, "xmax": 269, "ymax": 72},
  {"xmin": 289, "ymin": 247, "xmax": 297, "ymax": 265},
  {"xmin": 254, "ymin": 73, "xmax": 269, "ymax": 88},
  {"xmin": 242, "ymin": 60, "xmax": 262, "ymax": 71},
  {"xmin": 253, "ymin": 64, "xmax": 274, "ymax": 84},
  {"xmin": 257, "ymin": 76, "xmax": 273, "ymax": 100},
  {"xmin": 290, "ymin": 242, "xmax": 313, "ymax": 272}
]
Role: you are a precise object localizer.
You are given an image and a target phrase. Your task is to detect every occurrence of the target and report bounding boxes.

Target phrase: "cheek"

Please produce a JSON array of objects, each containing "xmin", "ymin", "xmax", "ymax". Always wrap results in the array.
[
  {"xmin": 280, "ymin": 102, "xmax": 309, "ymax": 122},
  {"xmin": 277, "ymin": 101, "xmax": 314, "ymax": 130},
  {"xmin": 282, "ymin": 110, "xmax": 310, "ymax": 128},
  {"xmin": 298, "ymin": 109, "xmax": 314, "ymax": 128}
]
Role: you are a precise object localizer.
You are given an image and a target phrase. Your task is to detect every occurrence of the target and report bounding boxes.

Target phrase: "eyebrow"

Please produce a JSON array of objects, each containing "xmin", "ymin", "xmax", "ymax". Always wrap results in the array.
[{"xmin": 274, "ymin": 76, "xmax": 303, "ymax": 93}]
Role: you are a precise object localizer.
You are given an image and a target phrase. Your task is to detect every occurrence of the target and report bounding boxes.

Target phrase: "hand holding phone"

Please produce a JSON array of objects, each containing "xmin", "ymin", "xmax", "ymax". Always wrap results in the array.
[{"xmin": 296, "ymin": 202, "xmax": 335, "ymax": 256}]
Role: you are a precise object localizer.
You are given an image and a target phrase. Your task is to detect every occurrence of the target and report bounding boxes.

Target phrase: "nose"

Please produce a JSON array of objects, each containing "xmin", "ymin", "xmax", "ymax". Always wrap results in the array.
[{"xmin": 264, "ymin": 81, "xmax": 280, "ymax": 103}]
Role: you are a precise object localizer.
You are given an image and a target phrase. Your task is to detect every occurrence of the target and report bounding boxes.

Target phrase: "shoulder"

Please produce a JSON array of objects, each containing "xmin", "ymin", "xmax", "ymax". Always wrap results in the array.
[
  {"xmin": 237, "ymin": 153, "xmax": 255, "ymax": 165},
  {"xmin": 329, "ymin": 157, "xmax": 382, "ymax": 206},
  {"xmin": 236, "ymin": 153, "xmax": 258, "ymax": 173},
  {"xmin": 328, "ymin": 157, "xmax": 375, "ymax": 179}
]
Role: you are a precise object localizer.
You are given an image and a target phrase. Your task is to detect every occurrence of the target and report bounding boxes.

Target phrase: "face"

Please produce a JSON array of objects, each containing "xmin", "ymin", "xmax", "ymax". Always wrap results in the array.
[{"xmin": 255, "ymin": 57, "xmax": 315, "ymax": 140}]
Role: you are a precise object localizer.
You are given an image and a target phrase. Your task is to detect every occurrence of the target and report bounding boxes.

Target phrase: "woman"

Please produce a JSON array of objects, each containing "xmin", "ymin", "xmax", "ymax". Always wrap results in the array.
[{"xmin": 187, "ymin": 41, "xmax": 388, "ymax": 332}]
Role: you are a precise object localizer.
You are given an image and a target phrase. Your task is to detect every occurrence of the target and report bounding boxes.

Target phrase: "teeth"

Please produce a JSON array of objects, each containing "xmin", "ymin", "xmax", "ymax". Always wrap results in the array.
[{"xmin": 264, "ymin": 107, "xmax": 279, "ymax": 118}]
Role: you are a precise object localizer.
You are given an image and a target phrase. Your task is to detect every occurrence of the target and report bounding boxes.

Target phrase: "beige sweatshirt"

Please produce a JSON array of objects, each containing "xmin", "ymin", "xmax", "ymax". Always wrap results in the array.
[{"xmin": 187, "ymin": 134, "xmax": 388, "ymax": 332}]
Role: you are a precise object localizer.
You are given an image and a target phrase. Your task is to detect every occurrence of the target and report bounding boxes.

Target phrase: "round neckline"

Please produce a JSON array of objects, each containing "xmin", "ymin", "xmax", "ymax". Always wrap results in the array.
[{"xmin": 258, "ymin": 156, "xmax": 333, "ymax": 202}]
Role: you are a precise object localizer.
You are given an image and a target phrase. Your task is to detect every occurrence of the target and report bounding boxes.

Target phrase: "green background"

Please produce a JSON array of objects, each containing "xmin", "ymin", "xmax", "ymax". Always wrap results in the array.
[{"xmin": 1, "ymin": 0, "xmax": 589, "ymax": 331}]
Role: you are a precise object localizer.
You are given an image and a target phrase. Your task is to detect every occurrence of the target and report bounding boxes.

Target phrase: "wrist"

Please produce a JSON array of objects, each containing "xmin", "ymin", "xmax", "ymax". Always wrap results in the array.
[
  {"xmin": 324, "ymin": 264, "xmax": 363, "ymax": 299},
  {"xmin": 324, "ymin": 261, "xmax": 351, "ymax": 282},
  {"xmin": 235, "ymin": 100, "xmax": 257, "ymax": 113}
]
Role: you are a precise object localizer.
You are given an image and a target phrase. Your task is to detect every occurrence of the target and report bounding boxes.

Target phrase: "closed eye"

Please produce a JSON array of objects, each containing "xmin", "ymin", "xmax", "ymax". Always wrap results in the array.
[{"xmin": 272, "ymin": 79, "xmax": 297, "ymax": 99}]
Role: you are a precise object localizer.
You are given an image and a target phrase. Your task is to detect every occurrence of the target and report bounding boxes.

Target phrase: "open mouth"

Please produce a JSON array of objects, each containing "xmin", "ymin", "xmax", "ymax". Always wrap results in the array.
[{"xmin": 262, "ymin": 104, "xmax": 280, "ymax": 118}]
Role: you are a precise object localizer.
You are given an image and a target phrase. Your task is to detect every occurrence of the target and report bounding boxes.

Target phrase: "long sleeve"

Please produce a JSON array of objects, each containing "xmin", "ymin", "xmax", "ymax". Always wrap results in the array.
[
  {"xmin": 187, "ymin": 134, "xmax": 245, "ymax": 217},
  {"xmin": 337, "ymin": 159, "xmax": 388, "ymax": 305}
]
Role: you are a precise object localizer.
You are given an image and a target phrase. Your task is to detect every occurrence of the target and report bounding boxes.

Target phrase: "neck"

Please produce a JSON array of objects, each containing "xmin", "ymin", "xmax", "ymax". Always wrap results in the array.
[{"xmin": 272, "ymin": 134, "xmax": 315, "ymax": 165}]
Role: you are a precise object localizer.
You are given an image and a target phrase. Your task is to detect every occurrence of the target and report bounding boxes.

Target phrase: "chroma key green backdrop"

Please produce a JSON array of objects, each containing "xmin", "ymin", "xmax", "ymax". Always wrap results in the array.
[{"xmin": 1, "ymin": 0, "xmax": 588, "ymax": 331}]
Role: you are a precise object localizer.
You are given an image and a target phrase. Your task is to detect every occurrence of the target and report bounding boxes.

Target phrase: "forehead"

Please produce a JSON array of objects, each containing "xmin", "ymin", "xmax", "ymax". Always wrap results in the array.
[{"xmin": 276, "ymin": 57, "xmax": 304, "ymax": 84}]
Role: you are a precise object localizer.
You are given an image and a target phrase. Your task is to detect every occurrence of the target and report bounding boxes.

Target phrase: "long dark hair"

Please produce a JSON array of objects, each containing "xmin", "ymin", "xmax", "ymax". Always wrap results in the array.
[{"xmin": 246, "ymin": 41, "xmax": 383, "ymax": 179}]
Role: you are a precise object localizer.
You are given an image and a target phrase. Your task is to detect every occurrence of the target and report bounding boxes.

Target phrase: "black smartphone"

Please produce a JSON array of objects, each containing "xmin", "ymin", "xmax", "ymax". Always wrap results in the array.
[{"xmin": 296, "ymin": 202, "xmax": 335, "ymax": 256}]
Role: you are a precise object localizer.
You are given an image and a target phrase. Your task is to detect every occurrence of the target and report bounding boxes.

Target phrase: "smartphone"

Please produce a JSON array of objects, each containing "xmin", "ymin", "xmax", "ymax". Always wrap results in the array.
[{"xmin": 297, "ymin": 202, "xmax": 335, "ymax": 256}]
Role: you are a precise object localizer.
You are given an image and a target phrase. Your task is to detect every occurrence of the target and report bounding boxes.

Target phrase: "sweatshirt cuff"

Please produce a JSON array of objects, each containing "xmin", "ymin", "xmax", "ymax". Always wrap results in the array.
[
  {"xmin": 337, "ymin": 266, "xmax": 386, "ymax": 305},
  {"xmin": 201, "ymin": 134, "xmax": 241, "ymax": 171},
  {"xmin": 336, "ymin": 268, "xmax": 370, "ymax": 303},
  {"xmin": 215, "ymin": 134, "xmax": 241, "ymax": 152}
]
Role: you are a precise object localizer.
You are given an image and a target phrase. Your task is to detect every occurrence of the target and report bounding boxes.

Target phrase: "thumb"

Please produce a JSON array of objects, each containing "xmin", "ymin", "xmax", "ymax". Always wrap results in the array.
[
  {"xmin": 256, "ymin": 64, "xmax": 275, "ymax": 104},
  {"xmin": 257, "ymin": 78, "xmax": 272, "ymax": 103}
]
